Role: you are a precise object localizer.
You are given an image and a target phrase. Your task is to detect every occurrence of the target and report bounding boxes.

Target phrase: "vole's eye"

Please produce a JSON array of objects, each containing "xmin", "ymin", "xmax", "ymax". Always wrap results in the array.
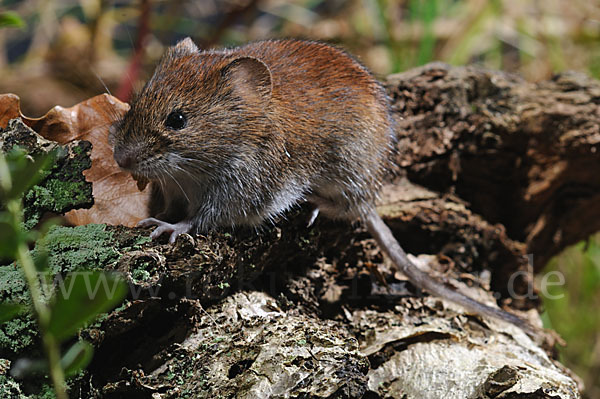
[{"xmin": 165, "ymin": 111, "xmax": 187, "ymax": 130}]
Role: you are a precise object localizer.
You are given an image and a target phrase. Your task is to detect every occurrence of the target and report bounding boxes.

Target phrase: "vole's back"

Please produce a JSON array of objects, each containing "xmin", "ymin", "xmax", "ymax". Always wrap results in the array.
[{"xmin": 234, "ymin": 40, "xmax": 395, "ymax": 219}]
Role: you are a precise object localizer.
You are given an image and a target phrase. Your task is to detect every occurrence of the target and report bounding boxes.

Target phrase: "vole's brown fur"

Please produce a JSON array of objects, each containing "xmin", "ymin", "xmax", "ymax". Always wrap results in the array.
[{"xmin": 111, "ymin": 38, "xmax": 533, "ymax": 333}]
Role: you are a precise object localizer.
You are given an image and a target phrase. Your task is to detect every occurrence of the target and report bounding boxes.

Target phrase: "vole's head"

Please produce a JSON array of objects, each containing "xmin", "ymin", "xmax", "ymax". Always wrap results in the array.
[{"xmin": 110, "ymin": 37, "xmax": 273, "ymax": 182}]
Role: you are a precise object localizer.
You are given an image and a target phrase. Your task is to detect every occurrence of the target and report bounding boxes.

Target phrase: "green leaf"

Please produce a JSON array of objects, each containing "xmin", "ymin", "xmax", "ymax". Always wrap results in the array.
[
  {"xmin": 0, "ymin": 11, "xmax": 25, "ymax": 28},
  {"xmin": 33, "ymin": 249, "xmax": 49, "ymax": 273},
  {"xmin": 39, "ymin": 216, "xmax": 62, "ymax": 235},
  {"xmin": 48, "ymin": 271, "xmax": 127, "ymax": 342},
  {"xmin": 0, "ymin": 215, "xmax": 20, "ymax": 258},
  {"xmin": 6, "ymin": 151, "xmax": 54, "ymax": 201},
  {"xmin": 0, "ymin": 302, "xmax": 24, "ymax": 324},
  {"xmin": 24, "ymin": 217, "xmax": 61, "ymax": 244},
  {"xmin": 0, "ymin": 148, "xmax": 54, "ymax": 202},
  {"xmin": 61, "ymin": 340, "xmax": 94, "ymax": 377}
]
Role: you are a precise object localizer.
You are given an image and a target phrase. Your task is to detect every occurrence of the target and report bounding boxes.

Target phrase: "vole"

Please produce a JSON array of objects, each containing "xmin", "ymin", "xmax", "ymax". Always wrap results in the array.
[{"xmin": 110, "ymin": 38, "xmax": 532, "ymax": 332}]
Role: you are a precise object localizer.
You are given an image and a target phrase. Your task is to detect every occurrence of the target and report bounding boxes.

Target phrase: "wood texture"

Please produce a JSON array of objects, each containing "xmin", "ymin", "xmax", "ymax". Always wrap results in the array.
[{"xmin": 384, "ymin": 63, "xmax": 600, "ymax": 270}]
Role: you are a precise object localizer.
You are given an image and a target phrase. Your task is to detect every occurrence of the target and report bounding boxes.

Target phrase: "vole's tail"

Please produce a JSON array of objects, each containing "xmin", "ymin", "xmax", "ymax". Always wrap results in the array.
[{"xmin": 364, "ymin": 208, "xmax": 536, "ymax": 334}]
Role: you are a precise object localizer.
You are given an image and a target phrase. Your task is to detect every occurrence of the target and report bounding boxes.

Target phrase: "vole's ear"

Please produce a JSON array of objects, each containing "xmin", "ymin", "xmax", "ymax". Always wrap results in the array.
[
  {"xmin": 172, "ymin": 37, "xmax": 198, "ymax": 55},
  {"xmin": 222, "ymin": 57, "xmax": 272, "ymax": 102}
]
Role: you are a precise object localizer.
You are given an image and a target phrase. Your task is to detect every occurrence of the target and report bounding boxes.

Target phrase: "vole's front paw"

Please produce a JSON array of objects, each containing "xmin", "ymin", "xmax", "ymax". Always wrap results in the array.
[{"xmin": 137, "ymin": 218, "xmax": 193, "ymax": 243}]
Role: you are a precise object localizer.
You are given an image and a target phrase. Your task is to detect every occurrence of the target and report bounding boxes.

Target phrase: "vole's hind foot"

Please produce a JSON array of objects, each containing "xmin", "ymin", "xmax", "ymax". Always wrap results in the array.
[{"xmin": 137, "ymin": 218, "xmax": 193, "ymax": 243}]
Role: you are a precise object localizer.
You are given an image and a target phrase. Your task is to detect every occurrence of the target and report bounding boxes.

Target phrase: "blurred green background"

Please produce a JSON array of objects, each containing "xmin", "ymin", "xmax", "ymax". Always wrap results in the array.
[{"xmin": 0, "ymin": 0, "xmax": 598, "ymax": 397}]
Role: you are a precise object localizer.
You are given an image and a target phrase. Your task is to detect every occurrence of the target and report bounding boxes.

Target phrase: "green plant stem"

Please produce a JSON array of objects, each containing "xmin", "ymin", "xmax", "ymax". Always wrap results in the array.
[
  {"xmin": 41, "ymin": 332, "xmax": 66, "ymax": 399},
  {"xmin": 10, "ymin": 199, "xmax": 68, "ymax": 399}
]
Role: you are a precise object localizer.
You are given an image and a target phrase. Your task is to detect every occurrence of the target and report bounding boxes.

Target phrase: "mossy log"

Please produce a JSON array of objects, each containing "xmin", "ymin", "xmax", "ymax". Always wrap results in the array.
[{"xmin": 2, "ymin": 62, "xmax": 597, "ymax": 398}]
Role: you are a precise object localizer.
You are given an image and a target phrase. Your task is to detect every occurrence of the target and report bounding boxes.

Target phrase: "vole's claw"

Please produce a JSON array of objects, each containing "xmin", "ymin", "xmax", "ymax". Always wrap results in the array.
[
  {"xmin": 137, "ymin": 217, "xmax": 161, "ymax": 228},
  {"xmin": 137, "ymin": 218, "xmax": 193, "ymax": 243},
  {"xmin": 167, "ymin": 221, "xmax": 193, "ymax": 243},
  {"xmin": 307, "ymin": 207, "xmax": 319, "ymax": 227},
  {"xmin": 150, "ymin": 224, "xmax": 174, "ymax": 240}
]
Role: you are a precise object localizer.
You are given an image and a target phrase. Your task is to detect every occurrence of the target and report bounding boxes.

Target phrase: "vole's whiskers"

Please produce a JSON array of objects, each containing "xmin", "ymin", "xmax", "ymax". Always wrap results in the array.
[
  {"xmin": 163, "ymin": 168, "xmax": 191, "ymax": 204},
  {"xmin": 155, "ymin": 170, "xmax": 167, "ymax": 192},
  {"xmin": 171, "ymin": 163, "xmax": 206, "ymax": 186},
  {"xmin": 91, "ymin": 67, "xmax": 112, "ymax": 97},
  {"xmin": 174, "ymin": 156, "xmax": 217, "ymax": 180}
]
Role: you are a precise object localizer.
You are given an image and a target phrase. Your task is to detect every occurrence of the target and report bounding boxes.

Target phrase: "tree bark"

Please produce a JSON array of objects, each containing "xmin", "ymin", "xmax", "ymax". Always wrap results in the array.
[
  {"xmin": 3, "ymin": 62, "xmax": 596, "ymax": 398},
  {"xmin": 384, "ymin": 63, "xmax": 600, "ymax": 270}
]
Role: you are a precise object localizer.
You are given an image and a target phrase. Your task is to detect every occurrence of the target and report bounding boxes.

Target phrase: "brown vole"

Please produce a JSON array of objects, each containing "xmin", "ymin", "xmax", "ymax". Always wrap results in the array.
[{"xmin": 110, "ymin": 38, "xmax": 532, "ymax": 332}]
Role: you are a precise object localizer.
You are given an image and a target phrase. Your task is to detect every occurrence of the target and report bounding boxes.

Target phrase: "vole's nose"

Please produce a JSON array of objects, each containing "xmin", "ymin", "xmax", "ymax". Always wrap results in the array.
[{"xmin": 113, "ymin": 147, "xmax": 136, "ymax": 170}]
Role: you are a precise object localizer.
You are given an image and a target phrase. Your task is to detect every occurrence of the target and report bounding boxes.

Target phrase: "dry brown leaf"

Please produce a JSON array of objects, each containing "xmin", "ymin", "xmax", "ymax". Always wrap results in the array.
[
  {"xmin": 0, "ymin": 94, "xmax": 21, "ymax": 126},
  {"xmin": 0, "ymin": 93, "xmax": 150, "ymax": 227}
]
